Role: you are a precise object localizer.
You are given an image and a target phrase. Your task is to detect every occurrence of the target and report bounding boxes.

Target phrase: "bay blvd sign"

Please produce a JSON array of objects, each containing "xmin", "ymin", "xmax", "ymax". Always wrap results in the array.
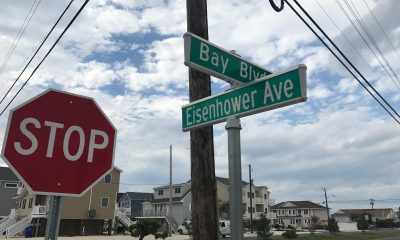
[
  {"xmin": 184, "ymin": 32, "xmax": 273, "ymax": 85},
  {"xmin": 182, "ymin": 65, "xmax": 307, "ymax": 131},
  {"xmin": 1, "ymin": 89, "xmax": 116, "ymax": 197}
]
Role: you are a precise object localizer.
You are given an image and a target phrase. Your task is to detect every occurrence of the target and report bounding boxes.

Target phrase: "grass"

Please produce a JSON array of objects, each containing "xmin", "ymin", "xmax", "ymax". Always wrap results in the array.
[{"xmin": 272, "ymin": 230, "xmax": 400, "ymax": 240}]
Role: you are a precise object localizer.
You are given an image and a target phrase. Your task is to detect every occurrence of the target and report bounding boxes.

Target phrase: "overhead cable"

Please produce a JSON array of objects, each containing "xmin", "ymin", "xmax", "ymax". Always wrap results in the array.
[
  {"xmin": 0, "ymin": 0, "xmax": 89, "ymax": 116},
  {"xmin": 274, "ymin": 0, "xmax": 400, "ymax": 125}
]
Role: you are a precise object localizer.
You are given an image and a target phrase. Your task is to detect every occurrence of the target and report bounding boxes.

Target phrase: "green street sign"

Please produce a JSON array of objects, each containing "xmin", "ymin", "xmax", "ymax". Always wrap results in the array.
[
  {"xmin": 184, "ymin": 32, "xmax": 273, "ymax": 85},
  {"xmin": 182, "ymin": 65, "xmax": 307, "ymax": 131}
]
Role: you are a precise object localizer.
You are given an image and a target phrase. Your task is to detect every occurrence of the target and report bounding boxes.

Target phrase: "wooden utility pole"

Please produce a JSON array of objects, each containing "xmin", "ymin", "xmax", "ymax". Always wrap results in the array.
[{"xmin": 186, "ymin": 1, "xmax": 219, "ymax": 239}]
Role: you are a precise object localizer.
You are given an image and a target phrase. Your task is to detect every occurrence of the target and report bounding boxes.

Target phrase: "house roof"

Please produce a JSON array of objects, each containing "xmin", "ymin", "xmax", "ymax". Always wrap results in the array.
[
  {"xmin": 216, "ymin": 177, "xmax": 248, "ymax": 186},
  {"xmin": 332, "ymin": 208, "xmax": 394, "ymax": 218},
  {"xmin": 151, "ymin": 187, "xmax": 191, "ymax": 204},
  {"xmin": 0, "ymin": 167, "xmax": 19, "ymax": 181},
  {"xmin": 122, "ymin": 192, "xmax": 154, "ymax": 201},
  {"xmin": 271, "ymin": 201, "xmax": 327, "ymax": 210}
]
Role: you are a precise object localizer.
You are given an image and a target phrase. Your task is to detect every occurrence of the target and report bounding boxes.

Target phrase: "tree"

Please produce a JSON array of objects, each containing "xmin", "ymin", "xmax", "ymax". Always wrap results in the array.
[
  {"xmin": 129, "ymin": 219, "xmax": 160, "ymax": 240},
  {"xmin": 256, "ymin": 213, "xmax": 272, "ymax": 240},
  {"xmin": 308, "ymin": 215, "xmax": 319, "ymax": 235},
  {"xmin": 327, "ymin": 217, "xmax": 339, "ymax": 234},
  {"xmin": 357, "ymin": 216, "xmax": 368, "ymax": 233},
  {"xmin": 218, "ymin": 200, "xmax": 230, "ymax": 219}
]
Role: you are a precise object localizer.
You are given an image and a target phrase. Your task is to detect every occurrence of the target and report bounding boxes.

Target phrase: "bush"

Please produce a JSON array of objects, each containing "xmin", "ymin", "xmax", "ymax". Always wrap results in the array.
[
  {"xmin": 129, "ymin": 220, "xmax": 160, "ymax": 240},
  {"xmin": 256, "ymin": 213, "xmax": 272, "ymax": 240},
  {"xmin": 282, "ymin": 229, "xmax": 297, "ymax": 238},
  {"xmin": 327, "ymin": 217, "xmax": 339, "ymax": 234},
  {"xmin": 154, "ymin": 232, "xmax": 168, "ymax": 239},
  {"xmin": 357, "ymin": 217, "xmax": 368, "ymax": 232}
]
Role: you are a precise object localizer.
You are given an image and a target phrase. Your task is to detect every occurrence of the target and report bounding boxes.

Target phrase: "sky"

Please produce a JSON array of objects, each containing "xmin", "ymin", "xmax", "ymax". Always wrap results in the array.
[{"xmin": 0, "ymin": 0, "xmax": 399, "ymax": 214}]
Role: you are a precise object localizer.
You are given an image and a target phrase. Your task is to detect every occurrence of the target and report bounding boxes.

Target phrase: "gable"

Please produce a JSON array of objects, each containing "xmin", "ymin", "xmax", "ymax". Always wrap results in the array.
[{"xmin": 282, "ymin": 202, "xmax": 297, "ymax": 208}]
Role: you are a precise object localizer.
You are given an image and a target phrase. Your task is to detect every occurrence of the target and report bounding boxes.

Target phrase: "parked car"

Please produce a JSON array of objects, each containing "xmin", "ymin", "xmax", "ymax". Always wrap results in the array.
[
  {"xmin": 177, "ymin": 220, "xmax": 191, "ymax": 235},
  {"xmin": 220, "ymin": 220, "xmax": 231, "ymax": 238}
]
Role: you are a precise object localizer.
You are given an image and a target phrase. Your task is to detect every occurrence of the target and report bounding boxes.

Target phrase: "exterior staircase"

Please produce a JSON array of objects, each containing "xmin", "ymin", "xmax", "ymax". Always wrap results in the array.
[
  {"xmin": 115, "ymin": 208, "xmax": 135, "ymax": 228},
  {"xmin": 0, "ymin": 215, "xmax": 16, "ymax": 235},
  {"xmin": 5, "ymin": 216, "xmax": 31, "ymax": 238}
]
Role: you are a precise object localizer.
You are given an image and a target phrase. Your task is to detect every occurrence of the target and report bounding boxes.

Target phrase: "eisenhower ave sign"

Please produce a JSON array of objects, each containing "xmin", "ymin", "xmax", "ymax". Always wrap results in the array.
[
  {"xmin": 1, "ymin": 89, "xmax": 116, "ymax": 197},
  {"xmin": 182, "ymin": 65, "xmax": 307, "ymax": 131},
  {"xmin": 184, "ymin": 32, "xmax": 273, "ymax": 85}
]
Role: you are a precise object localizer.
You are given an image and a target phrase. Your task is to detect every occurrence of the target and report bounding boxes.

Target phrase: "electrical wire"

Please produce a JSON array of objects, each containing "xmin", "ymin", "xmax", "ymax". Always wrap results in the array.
[
  {"xmin": 313, "ymin": 0, "xmax": 394, "ymax": 94},
  {"xmin": 280, "ymin": 0, "xmax": 400, "ymax": 125},
  {"xmin": 0, "ymin": 0, "xmax": 75, "ymax": 108},
  {"xmin": 345, "ymin": 0, "xmax": 400, "ymax": 88},
  {"xmin": 0, "ymin": 0, "xmax": 42, "ymax": 77},
  {"xmin": 336, "ymin": 0, "xmax": 400, "ymax": 90},
  {"xmin": 362, "ymin": 0, "xmax": 400, "ymax": 61}
]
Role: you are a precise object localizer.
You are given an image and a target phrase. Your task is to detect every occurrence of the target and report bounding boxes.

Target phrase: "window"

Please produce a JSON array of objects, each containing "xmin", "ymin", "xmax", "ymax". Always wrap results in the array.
[
  {"xmin": 22, "ymin": 199, "xmax": 27, "ymax": 209},
  {"xmin": 28, "ymin": 198, "xmax": 33, "ymax": 208},
  {"xmin": 5, "ymin": 182, "xmax": 18, "ymax": 188},
  {"xmin": 104, "ymin": 174, "xmax": 112, "ymax": 184},
  {"xmin": 289, "ymin": 210, "xmax": 292, "ymax": 215},
  {"xmin": 253, "ymin": 207, "xmax": 255, "ymax": 213},
  {"xmin": 298, "ymin": 210, "xmax": 301, "ymax": 215},
  {"xmin": 158, "ymin": 189, "xmax": 164, "ymax": 196},
  {"xmin": 264, "ymin": 208, "xmax": 268, "ymax": 213},
  {"xmin": 251, "ymin": 193, "xmax": 254, "ymax": 198},
  {"xmin": 264, "ymin": 194, "xmax": 267, "ymax": 199},
  {"xmin": 101, "ymin": 197, "xmax": 109, "ymax": 208},
  {"xmin": 174, "ymin": 187, "xmax": 181, "ymax": 194},
  {"xmin": 247, "ymin": 192, "xmax": 250, "ymax": 198},
  {"xmin": 304, "ymin": 209, "xmax": 308, "ymax": 214}
]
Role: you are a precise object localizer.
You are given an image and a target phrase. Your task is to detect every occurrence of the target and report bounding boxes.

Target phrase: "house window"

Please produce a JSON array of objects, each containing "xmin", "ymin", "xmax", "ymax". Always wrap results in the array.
[
  {"xmin": 247, "ymin": 192, "xmax": 250, "ymax": 198},
  {"xmin": 298, "ymin": 210, "xmax": 301, "ymax": 215},
  {"xmin": 28, "ymin": 198, "xmax": 33, "ymax": 208},
  {"xmin": 252, "ymin": 193, "xmax": 254, "ymax": 198},
  {"xmin": 22, "ymin": 199, "xmax": 27, "ymax": 209},
  {"xmin": 289, "ymin": 210, "xmax": 292, "ymax": 215},
  {"xmin": 253, "ymin": 207, "xmax": 255, "ymax": 213},
  {"xmin": 158, "ymin": 189, "xmax": 164, "ymax": 196},
  {"xmin": 104, "ymin": 174, "xmax": 112, "ymax": 184},
  {"xmin": 264, "ymin": 194, "xmax": 267, "ymax": 199},
  {"xmin": 175, "ymin": 187, "xmax": 181, "ymax": 194},
  {"xmin": 265, "ymin": 208, "xmax": 268, "ymax": 213},
  {"xmin": 304, "ymin": 209, "xmax": 308, "ymax": 214},
  {"xmin": 101, "ymin": 197, "xmax": 109, "ymax": 208},
  {"xmin": 5, "ymin": 182, "xmax": 18, "ymax": 188}
]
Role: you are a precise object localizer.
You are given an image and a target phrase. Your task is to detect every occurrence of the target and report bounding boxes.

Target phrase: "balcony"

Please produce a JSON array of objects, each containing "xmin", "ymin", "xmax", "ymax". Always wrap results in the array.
[
  {"xmin": 141, "ymin": 209, "xmax": 167, "ymax": 217},
  {"xmin": 31, "ymin": 205, "xmax": 47, "ymax": 218},
  {"xmin": 255, "ymin": 198, "xmax": 265, "ymax": 204}
]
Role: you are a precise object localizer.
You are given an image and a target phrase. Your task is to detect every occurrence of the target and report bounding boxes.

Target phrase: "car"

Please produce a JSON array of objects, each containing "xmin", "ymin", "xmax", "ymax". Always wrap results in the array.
[{"xmin": 177, "ymin": 220, "xmax": 191, "ymax": 235}]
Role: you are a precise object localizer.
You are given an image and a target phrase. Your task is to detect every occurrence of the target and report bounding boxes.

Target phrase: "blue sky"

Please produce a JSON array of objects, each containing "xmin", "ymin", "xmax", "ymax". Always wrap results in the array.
[{"xmin": 0, "ymin": 0, "xmax": 399, "ymax": 213}]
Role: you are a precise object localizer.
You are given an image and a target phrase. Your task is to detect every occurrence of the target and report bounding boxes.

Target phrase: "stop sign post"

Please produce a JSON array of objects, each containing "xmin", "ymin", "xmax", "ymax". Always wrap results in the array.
[{"xmin": 1, "ymin": 89, "xmax": 116, "ymax": 239}]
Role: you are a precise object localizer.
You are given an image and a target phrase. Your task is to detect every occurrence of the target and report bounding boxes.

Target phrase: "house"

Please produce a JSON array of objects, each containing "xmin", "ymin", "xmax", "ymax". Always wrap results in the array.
[
  {"xmin": 1, "ymin": 167, "xmax": 121, "ymax": 238},
  {"xmin": 140, "ymin": 177, "xmax": 274, "ymax": 232},
  {"xmin": 118, "ymin": 192, "xmax": 154, "ymax": 218},
  {"xmin": 270, "ymin": 201, "xmax": 328, "ymax": 228},
  {"xmin": 331, "ymin": 208, "xmax": 398, "ymax": 223},
  {"xmin": 0, "ymin": 167, "xmax": 21, "ymax": 220}
]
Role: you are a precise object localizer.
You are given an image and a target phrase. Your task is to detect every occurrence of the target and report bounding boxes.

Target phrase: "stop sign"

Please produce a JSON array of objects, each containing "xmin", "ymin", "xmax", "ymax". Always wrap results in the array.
[{"xmin": 1, "ymin": 89, "xmax": 116, "ymax": 197}]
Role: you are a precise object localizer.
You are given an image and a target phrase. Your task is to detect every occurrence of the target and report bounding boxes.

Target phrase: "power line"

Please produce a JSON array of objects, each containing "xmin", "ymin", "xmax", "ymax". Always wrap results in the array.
[
  {"xmin": 362, "ymin": 0, "xmax": 400, "ymax": 61},
  {"xmin": 0, "ymin": 0, "xmax": 90, "ymax": 117},
  {"xmin": 336, "ymin": 0, "xmax": 400, "ymax": 90},
  {"xmin": 0, "ymin": 0, "xmax": 42, "ymax": 77},
  {"xmin": 313, "ymin": 0, "xmax": 394, "ymax": 94},
  {"xmin": 275, "ymin": 0, "xmax": 400, "ymax": 125},
  {"xmin": 0, "ymin": 0, "xmax": 75, "ymax": 108}
]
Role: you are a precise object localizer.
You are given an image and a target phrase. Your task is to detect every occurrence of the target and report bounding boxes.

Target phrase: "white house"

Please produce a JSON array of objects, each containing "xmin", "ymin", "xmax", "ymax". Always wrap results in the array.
[
  {"xmin": 270, "ymin": 201, "xmax": 328, "ymax": 228},
  {"xmin": 331, "ymin": 208, "xmax": 398, "ymax": 223},
  {"xmin": 140, "ymin": 177, "xmax": 274, "ymax": 232}
]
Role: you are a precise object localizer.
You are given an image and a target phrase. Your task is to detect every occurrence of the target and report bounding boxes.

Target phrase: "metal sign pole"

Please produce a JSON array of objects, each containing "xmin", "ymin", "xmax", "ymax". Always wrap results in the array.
[
  {"xmin": 226, "ymin": 117, "xmax": 243, "ymax": 240},
  {"xmin": 45, "ymin": 196, "xmax": 63, "ymax": 240}
]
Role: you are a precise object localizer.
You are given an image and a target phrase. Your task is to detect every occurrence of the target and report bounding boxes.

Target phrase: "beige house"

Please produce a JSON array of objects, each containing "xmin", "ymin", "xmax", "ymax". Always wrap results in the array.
[
  {"xmin": 270, "ymin": 201, "xmax": 328, "ymax": 228},
  {"xmin": 3, "ymin": 167, "xmax": 121, "ymax": 238}
]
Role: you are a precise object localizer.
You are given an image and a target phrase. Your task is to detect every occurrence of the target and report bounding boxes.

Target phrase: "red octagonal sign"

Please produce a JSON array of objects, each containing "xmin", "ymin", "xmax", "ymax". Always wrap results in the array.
[{"xmin": 1, "ymin": 89, "xmax": 116, "ymax": 197}]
